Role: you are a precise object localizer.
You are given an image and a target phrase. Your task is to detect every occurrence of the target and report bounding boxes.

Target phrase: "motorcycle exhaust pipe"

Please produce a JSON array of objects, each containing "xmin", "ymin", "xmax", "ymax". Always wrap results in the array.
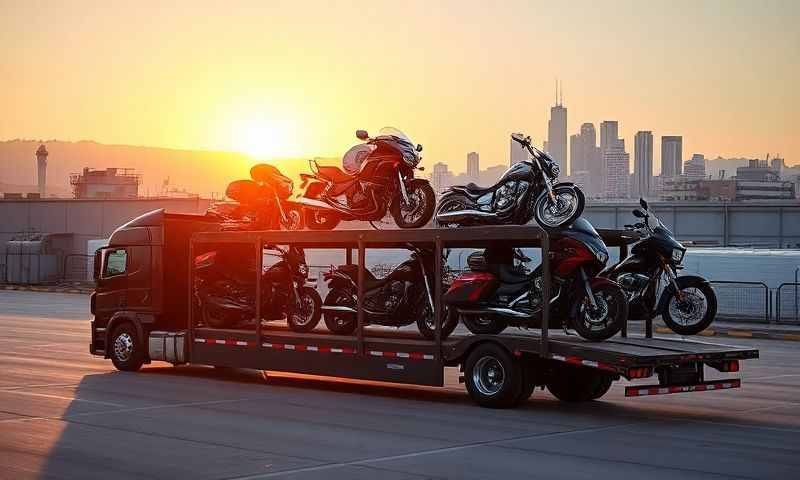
[
  {"xmin": 321, "ymin": 305, "xmax": 357, "ymax": 313},
  {"xmin": 296, "ymin": 197, "xmax": 339, "ymax": 211},
  {"xmin": 458, "ymin": 307, "xmax": 529, "ymax": 318},
  {"xmin": 435, "ymin": 209, "xmax": 497, "ymax": 222}
]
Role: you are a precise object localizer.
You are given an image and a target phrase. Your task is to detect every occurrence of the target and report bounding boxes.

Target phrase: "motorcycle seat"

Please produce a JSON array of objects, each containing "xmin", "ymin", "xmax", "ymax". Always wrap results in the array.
[
  {"xmin": 317, "ymin": 165, "xmax": 356, "ymax": 184},
  {"xmin": 496, "ymin": 264, "xmax": 530, "ymax": 285},
  {"xmin": 452, "ymin": 182, "xmax": 497, "ymax": 197},
  {"xmin": 337, "ymin": 265, "xmax": 390, "ymax": 291}
]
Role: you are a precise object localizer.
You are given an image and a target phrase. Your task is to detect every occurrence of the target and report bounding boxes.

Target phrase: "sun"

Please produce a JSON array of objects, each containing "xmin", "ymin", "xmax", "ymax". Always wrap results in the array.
[{"xmin": 230, "ymin": 113, "xmax": 296, "ymax": 159}]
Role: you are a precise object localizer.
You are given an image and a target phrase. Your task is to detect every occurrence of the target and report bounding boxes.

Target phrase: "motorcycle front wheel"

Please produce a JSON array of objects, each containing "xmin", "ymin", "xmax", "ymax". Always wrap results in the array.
[
  {"xmin": 572, "ymin": 282, "xmax": 627, "ymax": 341},
  {"xmin": 462, "ymin": 314, "xmax": 507, "ymax": 335},
  {"xmin": 287, "ymin": 286, "xmax": 322, "ymax": 333},
  {"xmin": 417, "ymin": 304, "xmax": 459, "ymax": 340},
  {"xmin": 533, "ymin": 184, "xmax": 585, "ymax": 228},
  {"xmin": 391, "ymin": 181, "xmax": 435, "ymax": 229},
  {"xmin": 660, "ymin": 277, "xmax": 717, "ymax": 336}
]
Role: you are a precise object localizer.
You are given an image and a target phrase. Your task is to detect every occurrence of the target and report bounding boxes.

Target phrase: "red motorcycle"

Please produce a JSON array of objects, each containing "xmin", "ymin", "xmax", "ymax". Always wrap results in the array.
[
  {"xmin": 297, "ymin": 128, "xmax": 435, "ymax": 229},
  {"xmin": 444, "ymin": 219, "xmax": 627, "ymax": 341}
]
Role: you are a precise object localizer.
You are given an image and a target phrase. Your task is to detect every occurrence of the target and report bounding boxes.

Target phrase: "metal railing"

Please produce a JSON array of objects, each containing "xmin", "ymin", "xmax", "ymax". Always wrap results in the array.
[
  {"xmin": 775, "ymin": 282, "xmax": 800, "ymax": 324},
  {"xmin": 62, "ymin": 254, "xmax": 93, "ymax": 282},
  {"xmin": 709, "ymin": 281, "xmax": 771, "ymax": 323}
]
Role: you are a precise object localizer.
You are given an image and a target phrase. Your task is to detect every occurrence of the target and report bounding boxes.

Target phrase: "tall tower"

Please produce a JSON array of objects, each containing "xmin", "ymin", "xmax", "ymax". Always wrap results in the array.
[
  {"xmin": 466, "ymin": 152, "xmax": 480, "ymax": 183},
  {"xmin": 547, "ymin": 80, "xmax": 568, "ymax": 174},
  {"xmin": 661, "ymin": 136, "xmax": 683, "ymax": 177},
  {"xmin": 634, "ymin": 131, "xmax": 653, "ymax": 197},
  {"xmin": 36, "ymin": 144, "xmax": 48, "ymax": 197}
]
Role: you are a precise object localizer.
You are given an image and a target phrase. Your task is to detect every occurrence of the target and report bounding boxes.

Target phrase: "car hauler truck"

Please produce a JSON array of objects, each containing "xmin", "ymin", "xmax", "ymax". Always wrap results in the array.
[{"xmin": 90, "ymin": 209, "xmax": 758, "ymax": 408}]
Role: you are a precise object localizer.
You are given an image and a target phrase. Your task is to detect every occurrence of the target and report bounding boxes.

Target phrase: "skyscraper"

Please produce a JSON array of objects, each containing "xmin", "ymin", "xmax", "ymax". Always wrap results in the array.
[
  {"xmin": 36, "ymin": 144, "xmax": 48, "ymax": 197},
  {"xmin": 661, "ymin": 136, "xmax": 683, "ymax": 177},
  {"xmin": 547, "ymin": 83, "xmax": 567, "ymax": 174},
  {"xmin": 684, "ymin": 154, "xmax": 706, "ymax": 179},
  {"xmin": 466, "ymin": 152, "xmax": 479, "ymax": 183},
  {"xmin": 634, "ymin": 131, "xmax": 653, "ymax": 197},
  {"xmin": 604, "ymin": 138, "xmax": 630, "ymax": 199},
  {"xmin": 509, "ymin": 136, "xmax": 528, "ymax": 165},
  {"xmin": 431, "ymin": 162, "xmax": 453, "ymax": 193},
  {"xmin": 569, "ymin": 123, "xmax": 602, "ymax": 196},
  {"xmin": 600, "ymin": 121, "xmax": 619, "ymax": 154}
]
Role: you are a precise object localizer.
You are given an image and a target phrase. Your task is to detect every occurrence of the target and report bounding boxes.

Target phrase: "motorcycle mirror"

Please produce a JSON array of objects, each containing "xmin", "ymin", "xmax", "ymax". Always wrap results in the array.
[
  {"xmin": 633, "ymin": 209, "xmax": 646, "ymax": 218},
  {"xmin": 416, "ymin": 144, "xmax": 423, "ymax": 152},
  {"xmin": 639, "ymin": 197, "xmax": 648, "ymax": 210},
  {"xmin": 356, "ymin": 130, "xmax": 369, "ymax": 141}
]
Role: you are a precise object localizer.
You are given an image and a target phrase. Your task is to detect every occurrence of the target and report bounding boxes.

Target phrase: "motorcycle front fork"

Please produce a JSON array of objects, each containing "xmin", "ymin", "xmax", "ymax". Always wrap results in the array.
[
  {"xmin": 660, "ymin": 257, "xmax": 684, "ymax": 301},
  {"xmin": 397, "ymin": 171, "xmax": 410, "ymax": 207}
]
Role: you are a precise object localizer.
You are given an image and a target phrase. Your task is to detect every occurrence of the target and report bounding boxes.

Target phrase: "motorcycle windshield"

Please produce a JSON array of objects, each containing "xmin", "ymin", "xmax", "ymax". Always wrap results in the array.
[
  {"xmin": 560, "ymin": 218, "xmax": 608, "ymax": 260},
  {"xmin": 376, "ymin": 126, "xmax": 414, "ymax": 145}
]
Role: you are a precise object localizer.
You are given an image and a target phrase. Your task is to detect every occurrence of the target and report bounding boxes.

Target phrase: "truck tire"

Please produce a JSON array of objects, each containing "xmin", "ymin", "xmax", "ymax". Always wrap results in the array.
[
  {"xmin": 546, "ymin": 364, "xmax": 606, "ymax": 402},
  {"xmin": 589, "ymin": 375, "xmax": 614, "ymax": 400},
  {"xmin": 110, "ymin": 323, "xmax": 145, "ymax": 372},
  {"xmin": 464, "ymin": 343, "xmax": 522, "ymax": 408}
]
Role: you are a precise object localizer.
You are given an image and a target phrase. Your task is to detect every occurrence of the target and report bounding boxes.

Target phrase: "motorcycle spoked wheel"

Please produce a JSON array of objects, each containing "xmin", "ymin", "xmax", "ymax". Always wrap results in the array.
[
  {"xmin": 416, "ymin": 303, "xmax": 459, "ymax": 340},
  {"xmin": 323, "ymin": 288, "xmax": 357, "ymax": 335},
  {"xmin": 533, "ymin": 185, "xmax": 585, "ymax": 228},
  {"xmin": 661, "ymin": 278, "xmax": 717, "ymax": 336},
  {"xmin": 286, "ymin": 287, "xmax": 323, "ymax": 333},
  {"xmin": 572, "ymin": 283, "xmax": 627, "ymax": 341},
  {"xmin": 282, "ymin": 206, "xmax": 305, "ymax": 231},
  {"xmin": 391, "ymin": 182, "xmax": 436, "ymax": 229},
  {"xmin": 434, "ymin": 193, "xmax": 472, "ymax": 228}
]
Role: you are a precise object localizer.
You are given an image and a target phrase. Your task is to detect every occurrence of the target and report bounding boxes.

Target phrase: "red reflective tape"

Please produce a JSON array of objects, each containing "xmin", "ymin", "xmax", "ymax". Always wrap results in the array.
[
  {"xmin": 384, "ymin": 351, "xmax": 397, "ymax": 358},
  {"xmin": 409, "ymin": 352, "xmax": 425, "ymax": 360},
  {"xmin": 318, "ymin": 346, "xmax": 331, "ymax": 353}
]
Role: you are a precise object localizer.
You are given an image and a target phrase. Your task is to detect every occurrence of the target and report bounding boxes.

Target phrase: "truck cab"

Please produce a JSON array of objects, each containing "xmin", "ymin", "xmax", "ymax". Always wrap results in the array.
[{"xmin": 90, "ymin": 209, "xmax": 218, "ymax": 368}]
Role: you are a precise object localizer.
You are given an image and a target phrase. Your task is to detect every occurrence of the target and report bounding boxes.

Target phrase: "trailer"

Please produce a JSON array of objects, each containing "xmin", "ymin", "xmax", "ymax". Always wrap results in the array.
[{"xmin": 90, "ymin": 209, "xmax": 758, "ymax": 408}]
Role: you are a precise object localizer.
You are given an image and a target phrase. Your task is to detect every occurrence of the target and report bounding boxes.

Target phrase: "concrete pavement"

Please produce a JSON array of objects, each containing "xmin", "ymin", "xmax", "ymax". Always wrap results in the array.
[{"xmin": 1, "ymin": 290, "xmax": 799, "ymax": 479}]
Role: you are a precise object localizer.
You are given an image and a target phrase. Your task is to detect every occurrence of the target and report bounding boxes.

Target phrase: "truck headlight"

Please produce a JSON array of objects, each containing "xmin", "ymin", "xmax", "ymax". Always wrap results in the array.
[{"xmin": 672, "ymin": 249, "xmax": 685, "ymax": 263}]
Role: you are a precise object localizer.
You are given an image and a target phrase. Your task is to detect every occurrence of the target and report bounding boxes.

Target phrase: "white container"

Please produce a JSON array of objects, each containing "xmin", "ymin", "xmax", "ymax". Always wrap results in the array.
[{"xmin": 148, "ymin": 331, "xmax": 186, "ymax": 364}]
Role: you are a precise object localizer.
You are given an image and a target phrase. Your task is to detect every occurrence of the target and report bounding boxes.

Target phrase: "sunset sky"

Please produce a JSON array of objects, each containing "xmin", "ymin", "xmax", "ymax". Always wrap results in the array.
[{"xmin": 2, "ymin": 0, "xmax": 798, "ymax": 175}]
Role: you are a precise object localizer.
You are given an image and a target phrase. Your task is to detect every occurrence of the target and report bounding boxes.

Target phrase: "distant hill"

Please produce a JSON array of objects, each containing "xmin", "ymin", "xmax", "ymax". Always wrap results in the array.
[{"xmin": 0, "ymin": 140, "xmax": 320, "ymax": 197}]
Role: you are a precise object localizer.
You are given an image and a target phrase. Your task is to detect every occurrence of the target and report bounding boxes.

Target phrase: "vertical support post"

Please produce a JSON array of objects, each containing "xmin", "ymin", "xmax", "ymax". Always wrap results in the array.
[
  {"xmin": 434, "ymin": 237, "xmax": 443, "ymax": 359},
  {"xmin": 619, "ymin": 242, "xmax": 628, "ymax": 338},
  {"xmin": 187, "ymin": 238, "xmax": 195, "ymax": 359},
  {"xmin": 255, "ymin": 236, "xmax": 263, "ymax": 346},
  {"xmin": 357, "ymin": 237, "xmax": 365, "ymax": 355},
  {"xmin": 766, "ymin": 283, "xmax": 771, "ymax": 324},
  {"xmin": 346, "ymin": 247, "xmax": 353, "ymax": 266},
  {"xmin": 540, "ymin": 231, "xmax": 550, "ymax": 357},
  {"xmin": 646, "ymin": 306, "xmax": 653, "ymax": 338}
]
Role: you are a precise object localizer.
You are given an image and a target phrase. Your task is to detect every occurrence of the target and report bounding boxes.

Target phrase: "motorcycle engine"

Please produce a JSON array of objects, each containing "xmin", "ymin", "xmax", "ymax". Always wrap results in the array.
[
  {"xmin": 346, "ymin": 182, "xmax": 369, "ymax": 209},
  {"xmin": 617, "ymin": 273, "xmax": 649, "ymax": 298},
  {"xmin": 364, "ymin": 280, "xmax": 405, "ymax": 313},
  {"xmin": 493, "ymin": 181, "xmax": 517, "ymax": 211},
  {"xmin": 529, "ymin": 273, "xmax": 560, "ymax": 309}
]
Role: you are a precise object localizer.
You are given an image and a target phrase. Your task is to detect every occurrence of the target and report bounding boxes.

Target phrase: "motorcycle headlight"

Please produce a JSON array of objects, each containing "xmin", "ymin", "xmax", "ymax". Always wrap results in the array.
[
  {"xmin": 596, "ymin": 250, "xmax": 608, "ymax": 264},
  {"xmin": 550, "ymin": 164, "xmax": 560, "ymax": 178},
  {"xmin": 671, "ymin": 248, "xmax": 685, "ymax": 263},
  {"xmin": 403, "ymin": 152, "xmax": 420, "ymax": 167},
  {"xmin": 298, "ymin": 263, "xmax": 309, "ymax": 277}
]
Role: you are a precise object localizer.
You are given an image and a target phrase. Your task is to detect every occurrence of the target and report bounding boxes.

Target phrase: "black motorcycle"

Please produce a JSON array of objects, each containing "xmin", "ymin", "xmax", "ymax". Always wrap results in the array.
[
  {"xmin": 193, "ymin": 244, "xmax": 322, "ymax": 332},
  {"xmin": 205, "ymin": 163, "xmax": 304, "ymax": 231},
  {"xmin": 435, "ymin": 133, "xmax": 584, "ymax": 229},
  {"xmin": 445, "ymin": 219, "xmax": 627, "ymax": 341},
  {"xmin": 321, "ymin": 247, "xmax": 457, "ymax": 339},
  {"xmin": 601, "ymin": 198, "xmax": 717, "ymax": 336}
]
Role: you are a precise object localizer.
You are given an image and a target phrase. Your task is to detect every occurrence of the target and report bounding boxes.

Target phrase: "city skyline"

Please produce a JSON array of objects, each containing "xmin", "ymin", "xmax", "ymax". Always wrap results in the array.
[{"xmin": 1, "ymin": 0, "xmax": 796, "ymax": 180}]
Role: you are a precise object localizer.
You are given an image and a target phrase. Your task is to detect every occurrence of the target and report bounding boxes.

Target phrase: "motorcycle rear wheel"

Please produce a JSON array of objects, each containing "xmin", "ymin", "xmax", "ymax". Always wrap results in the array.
[
  {"xmin": 417, "ymin": 305, "xmax": 459, "ymax": 340},
  {"xmin": 533, "ymin": 184, "xmax": 585, "ymax": 228},
  {"xmin": 434, "ymin": 193, "xmax": 472, "ymax": 228},
  {"xmin": 322, "ymin": 288, "xmax": 357, "ymax": 335}
]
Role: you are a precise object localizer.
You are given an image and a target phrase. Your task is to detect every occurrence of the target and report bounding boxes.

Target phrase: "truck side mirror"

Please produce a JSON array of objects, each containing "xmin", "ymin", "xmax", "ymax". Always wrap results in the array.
[{"xmin": 94, "ymin": 248, "xmax": 103, "ymax": 280}]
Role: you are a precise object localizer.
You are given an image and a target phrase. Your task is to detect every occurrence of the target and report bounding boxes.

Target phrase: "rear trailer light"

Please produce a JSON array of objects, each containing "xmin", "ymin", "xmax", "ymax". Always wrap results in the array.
[
  {"xmin": 626, "ymin": 367, "xmax": 653, "ymax": 379},
  {"xmin": 626, "ymin": 379, "xmax": 741, "ymax": 397},
  {"xmin": 708, "ymin": 360, "xmax": 740, "ymax": 372}
]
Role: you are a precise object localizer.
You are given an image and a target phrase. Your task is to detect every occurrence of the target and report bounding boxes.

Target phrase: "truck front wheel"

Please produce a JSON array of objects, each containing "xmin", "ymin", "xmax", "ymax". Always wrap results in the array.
[
  {"xmin": 110, "ymin": 323, "xmax": 145, "ymax": 372},
  {"xmin": 464, "ymin": 343, "xmax": 522, "ymax": 408}
]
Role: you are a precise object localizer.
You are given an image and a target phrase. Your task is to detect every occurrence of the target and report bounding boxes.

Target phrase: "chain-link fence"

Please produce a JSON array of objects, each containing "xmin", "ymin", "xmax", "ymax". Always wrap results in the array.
[
  {"xmin": 776, "ymin": 283, "xmax": 800, "ymax": 324},
  {"xmin": 62, "ymin": 254, "xmax": 94, "ymax": 282},
  {"xmin": 709, "ymin": 281, "xmax": 771, "ymax": 323}
]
